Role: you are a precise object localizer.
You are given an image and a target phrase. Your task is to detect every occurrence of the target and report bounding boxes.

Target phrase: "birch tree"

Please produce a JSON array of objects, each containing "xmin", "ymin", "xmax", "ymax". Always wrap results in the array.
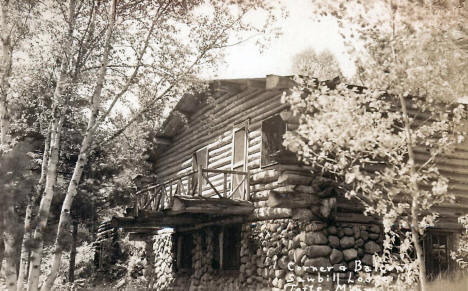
[
  {"xmin": 283, "ymin": 1, "xmax": 467, "ymax": 290},
  {"xmin": 0, "ymin": 1, "xmax": 40, "ymax": 290},
  {"xmin": 13, "ymin": 0, "xmax": 279, "ymax": 290}
]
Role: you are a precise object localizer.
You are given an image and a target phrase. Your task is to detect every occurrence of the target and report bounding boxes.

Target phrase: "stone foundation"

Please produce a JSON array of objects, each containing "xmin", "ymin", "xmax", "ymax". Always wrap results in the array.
[
  {"xmin": 149, "ymin": 219, "xmax": 382, "ymax": 290},
  {"xmin": 151, "ymin": 230, "xmax": 175, "ymax": 290}
]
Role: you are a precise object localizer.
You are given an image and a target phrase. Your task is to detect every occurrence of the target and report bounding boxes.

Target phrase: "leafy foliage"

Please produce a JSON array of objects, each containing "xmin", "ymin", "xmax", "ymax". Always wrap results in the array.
[
  {"xmin": 291, "ymin": 49, "xmax": 342, "ymax": 80},
  {"xmin": 283, "ymin": 77, "xmax": 466, "ymax": 289},
  {"xmin": 285, "ymin": 1, "xmax": 467, "ymax": 290}
]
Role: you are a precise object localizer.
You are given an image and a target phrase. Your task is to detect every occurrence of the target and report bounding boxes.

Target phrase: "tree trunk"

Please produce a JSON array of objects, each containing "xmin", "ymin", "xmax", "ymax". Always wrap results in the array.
[
  {"xmin": 411, "ymin": 199, "xmax": 427, "ymax": 291},
  {"xmin": 17, "ymin": 129, "xmax": 51, "ymax": 291},
  {"xmin": 0, "ymin": 214, "xmax": 4, "ymax": 275},
  {"xmin": 0, "ymin": 230, "xmax": 4, "ymax": 274},
  {"xmin": 40, "ymin": 2, "xmax": 116, "ymax": 290},
  {"xmin": 68, "ymin": 221, "xmax": 78, "ymax": 283},
  {"xmin": 15, "ymin": 203, "xmax": 32, "ymax": 291},
  {"xmin": 399, "ymin": 94, "xmax": 427, "ymax": 291},
  {"xmin": 26, "ymin": 1, "xmax": 77, "ymax": 289},
  {"xmin": 27, "ymin": 116, "xmax": 65, "ymax": 291},
  {"xmin": 3, "ymin": 206, "xmax": 18, "ymax": 291},
  {"xmin": 0, "ymin": 0, "xmax": 12, "ymax": 146},
  {"xmin": 1, "ymin": 3, "xmax": 16, "ymax": 290}
]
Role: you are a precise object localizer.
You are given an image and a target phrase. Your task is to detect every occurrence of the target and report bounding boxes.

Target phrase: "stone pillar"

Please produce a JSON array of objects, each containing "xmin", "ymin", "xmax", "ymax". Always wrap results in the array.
[{"xmin": 152, "ymin": 229, "xmax": 175, "ymax": 290}]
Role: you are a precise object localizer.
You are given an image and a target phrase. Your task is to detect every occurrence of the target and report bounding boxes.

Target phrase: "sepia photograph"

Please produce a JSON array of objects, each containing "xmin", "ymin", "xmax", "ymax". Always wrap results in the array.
[{"xmin": 0, "ymin": 0, "xmax": 467, "ymax": 290}]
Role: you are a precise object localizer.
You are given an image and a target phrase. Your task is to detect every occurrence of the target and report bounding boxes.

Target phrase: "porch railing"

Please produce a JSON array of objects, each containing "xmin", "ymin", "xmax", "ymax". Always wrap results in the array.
[{"xmin": 133, "ymin": 166, "xmax": 250, "ymax": 215}]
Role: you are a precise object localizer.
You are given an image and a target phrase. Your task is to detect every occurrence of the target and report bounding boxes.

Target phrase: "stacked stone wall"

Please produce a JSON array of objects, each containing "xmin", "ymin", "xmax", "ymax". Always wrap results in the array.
[
  {"xmin": 151, "ymin": 219, "xmax": 382, "ymax": 290},
  {"xmin": 151, "ymin": 231, "xmax": 175, "ymax": 290}
]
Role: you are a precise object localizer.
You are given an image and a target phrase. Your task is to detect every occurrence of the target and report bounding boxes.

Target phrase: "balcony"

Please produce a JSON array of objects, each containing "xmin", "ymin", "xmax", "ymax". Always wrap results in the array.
[{"xmin": 112, "ymin": 167, "xmax": 254, "ymax": 230}]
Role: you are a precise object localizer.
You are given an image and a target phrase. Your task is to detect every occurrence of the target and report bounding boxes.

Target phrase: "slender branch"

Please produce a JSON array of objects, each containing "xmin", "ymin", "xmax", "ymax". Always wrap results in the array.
[
  {"xmin": 91, "ymin": 1, "xmax": 173, "ymax": 130},
  {"xmin": 81, "ymin": 63, "xmax": 138, "ymax": 72}
]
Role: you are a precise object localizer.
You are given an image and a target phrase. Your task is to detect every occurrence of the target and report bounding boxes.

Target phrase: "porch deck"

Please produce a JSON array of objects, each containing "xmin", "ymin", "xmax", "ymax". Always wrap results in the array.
[{"xmin": 112, "ymin": 167, "xmax": 253, "ymax": 230}]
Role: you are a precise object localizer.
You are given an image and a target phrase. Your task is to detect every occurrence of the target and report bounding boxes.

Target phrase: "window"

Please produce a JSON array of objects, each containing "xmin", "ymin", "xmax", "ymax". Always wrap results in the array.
[
  {"xmin": 176, "ymin": 233, "xmax": 193, "ymax": 272},
  {"xmin": 212, "ymin": 225, "xmax": 241, "ymax": 271},
  {"xmin": 232, "ymin": 123, "xmax": 248, "ymax": 200},
  {"xmin": 221, "ymin": 225, "xmax": 242, "ymax": 270},
  {"xmin": 424, "ymin": 231, "xmax": 455, "ymax": 279},
  {"xmin": 261, "ymin": 115, "xmax": 286, "ymax": 167}
]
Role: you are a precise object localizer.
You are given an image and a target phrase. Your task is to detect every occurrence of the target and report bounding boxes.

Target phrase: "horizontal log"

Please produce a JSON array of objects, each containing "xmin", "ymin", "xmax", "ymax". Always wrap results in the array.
[
  {"xmin": 251, "ymin": 169, "xmax": 279, "ymax": 184},
  {"xmin": 251, "ymin": 103, "xmax": 289, "ymax": 124},
  {"xmin": 277, "ymin": 171, "xmax": 312, "ymax": 185},
  {"xmin": 252, "ymin": 181, "xmax": 282, "ymax": 192},
  {"xmin": 111, "ymin": 215, "xmax": 205, "ymax": 228},
  {"xmin": 295, "ymin": 185, "xmax": 319, "ymax": 194},
  {"xmin": 248, "ymin": 207, "xmax": 292, "ymax": 221},
  {"xmin": 267, "ymin": 191, "xmax": 320, "ymax": 208},
  {"xmin": 273, "ymin": 185, "xmax": 296, "ymax": 193},
  {"xmin": 275, "ymin": 164, "xmax": 314, "ymax": 172},
  {"xmin": 203, "ymin": 168, "xmax": 248, "ymax": 175},
  {"xmin": 250, "ymin": 190, "xmax": 271, "ymax": 202},
  {"xmin": 295, "ymin": 185, "xmax": 337, "ymax": 198},
  {"xmin": 157, "ymin": 90, "xmax": 281, "ymax": 166},
  {"xmin": 171, "ymin": 196, "xmax": 254, "ymax": 215},
  {"xmin": 176, "ymin": 216, "xmax": 246, "ymax": 232},
  {"xmin": 154, "ymin": 137, "xmax": 172, "ymax": 145},
  {"xmin": 254, "ymin": 201, "xmax": 268, "ymax": 208},
  {"xmin": 335, "ymin": 212, "xmax": 380, "ymax": 224},
  {"xmin": 248, "ymin": 160, "xmax": 261, "ymax": 171},
  {"xmin": 155, "ymin": 109, "xmax": 272, "ymax": 179}
]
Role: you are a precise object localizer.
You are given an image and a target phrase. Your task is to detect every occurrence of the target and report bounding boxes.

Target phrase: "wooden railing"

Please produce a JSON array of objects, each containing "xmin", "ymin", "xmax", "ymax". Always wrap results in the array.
[{"xmin": 134, "ymin": 167, "xmax": 250, "ymax": 215}]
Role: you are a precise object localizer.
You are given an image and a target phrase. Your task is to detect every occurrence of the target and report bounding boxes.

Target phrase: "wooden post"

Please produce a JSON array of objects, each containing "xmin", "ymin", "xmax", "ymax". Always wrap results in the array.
[
  {"xmin": 223, "ymin": 173, "xmax": 227, "ymax": 198},
  {"xmin": 134, "ymin": 195, "xmax": 139, "ymax": 217},
  {"xmin": 245, "ymin": 172, "xmax": 250, "ymax": 201},
  {"xmin": 198, "ymin": 164, "xmax": 203, "ymax": 197},
  {"xmin": 219, "ymin": 228, "xmax": 224, "ymax": 270},
  {"xmin": 176, "ymin": 236, "xmax": 182, "ymax": 270},
  {"xmin": 178, "ymin": 179, "xmax": 183, "ymax": 196}
]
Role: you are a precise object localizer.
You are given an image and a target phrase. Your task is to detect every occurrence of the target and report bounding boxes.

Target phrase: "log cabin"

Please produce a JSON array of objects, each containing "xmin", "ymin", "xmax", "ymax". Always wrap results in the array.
[{"xmin": 107, "ymin": 75, "xmax": 468, "ymax": 290}]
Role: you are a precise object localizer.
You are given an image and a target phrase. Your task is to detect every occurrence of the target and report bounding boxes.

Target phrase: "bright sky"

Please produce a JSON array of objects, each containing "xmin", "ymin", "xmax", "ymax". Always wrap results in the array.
[{"xmin": 210, "ymin": 0, "xmax": 357, "ymax": 80}]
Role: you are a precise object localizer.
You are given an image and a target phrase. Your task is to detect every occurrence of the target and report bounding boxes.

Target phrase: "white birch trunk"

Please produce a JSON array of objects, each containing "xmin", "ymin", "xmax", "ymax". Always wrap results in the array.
[
  {"xmin": 26, "ymin": 115, "xmax": 65, "ymax": 291},
  {"xmin": 26, "ymin": 1, "xmax": 76, "ymax": 290},
  {"xmin": 399, "ymin": 94, "xmax": 427, "ymax": 291},
  {"xmin": 0, "ymin": 230, "xmax": 4, "ymax": 275},
  {"xmin": 16, "ymin": 129, "xmax": 51, "ymax": 291},
  {"xmin": 3, "ymin": 205, "xmax": 18, "ymax": 291},
  {"xmin": 1, "ymin": 2, "xmax": 16, "ymax": 290},
  {"xmin": 39, "ymin": 1, "xmax": 116, "ymax": 290},
  {"xmin": 0, "ymin": 0, "xmax": 11, "ymax": 146}
]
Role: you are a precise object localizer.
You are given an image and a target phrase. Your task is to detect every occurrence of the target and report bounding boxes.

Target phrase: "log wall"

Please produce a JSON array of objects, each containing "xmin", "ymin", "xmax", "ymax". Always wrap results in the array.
[
  {"xmin": 151, "ymin": 77, "xmax": 337, "ymax": 223},
  {"xmin": 150, "ymin": 76, "xmax": 468, "ymax": 226}
]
